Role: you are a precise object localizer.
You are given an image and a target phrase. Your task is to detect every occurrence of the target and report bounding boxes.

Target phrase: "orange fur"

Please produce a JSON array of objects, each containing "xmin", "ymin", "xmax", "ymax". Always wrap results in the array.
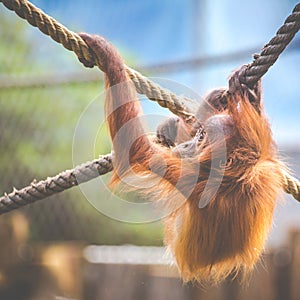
[
  {"xmin": 164, "ymin": 98, "xmax": 283, "ymax": 283},
  {"xmin": 80, "ymin": 33, "xmax": 284, "ymax": 284}
]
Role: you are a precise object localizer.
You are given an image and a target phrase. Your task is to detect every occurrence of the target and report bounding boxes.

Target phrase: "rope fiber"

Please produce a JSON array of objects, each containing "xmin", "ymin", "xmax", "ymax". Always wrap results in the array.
[
  {"xmin": 0, "ymin": 0, "xmax": 300, "ymax": 214},
  {"xmin": 0, "ymin": 155, "xmax": 113, "ymax": 213},
  {"xmin": 0, "ymin": 0, "xmax": 194, "ymax": 121},
  {"xmin": 2, "ymin": 0, "xmax": 300, "ymax": 117}
]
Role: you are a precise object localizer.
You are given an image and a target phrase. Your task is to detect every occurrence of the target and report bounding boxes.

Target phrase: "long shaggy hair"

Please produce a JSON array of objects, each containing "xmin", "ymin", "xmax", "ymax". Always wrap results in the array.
[{"xmin": 79, "ymin": 32, "xmax": 285, "ymax": 284}]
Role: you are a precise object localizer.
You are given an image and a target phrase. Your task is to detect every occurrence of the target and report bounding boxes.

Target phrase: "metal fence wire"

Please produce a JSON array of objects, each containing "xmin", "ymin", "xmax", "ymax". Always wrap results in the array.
[
  {"xmin": 1, "ymin": 7, "xmax": 300, "ymax": 247},
  {"xmin": 0, "ymin": 11, "xmax": 163, "ymax": 245}
]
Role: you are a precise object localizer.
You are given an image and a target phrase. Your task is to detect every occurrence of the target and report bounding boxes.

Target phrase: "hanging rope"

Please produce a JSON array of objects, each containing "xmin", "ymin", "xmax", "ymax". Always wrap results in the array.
[{"xmin": 0, "ymin": 0, "xmax": 300, "ymax": 214}]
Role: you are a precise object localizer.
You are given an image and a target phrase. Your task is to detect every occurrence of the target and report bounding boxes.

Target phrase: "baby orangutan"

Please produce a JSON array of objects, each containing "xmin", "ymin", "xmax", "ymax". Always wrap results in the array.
[{"xmin": 79, "ymin": 33, "xmax": 284, "ymax": 284}]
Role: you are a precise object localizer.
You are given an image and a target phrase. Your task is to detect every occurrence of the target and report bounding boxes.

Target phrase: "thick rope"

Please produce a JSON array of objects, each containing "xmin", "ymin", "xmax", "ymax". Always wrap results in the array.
[
  {"xmin": 0, "ymin": 0, "xmax": 299, "ymax": 213},
  {"xmin": 1, "ymin": 0, "xmax": 300, "ymax": 98},
  {"xmin": 0, "ymin": 155, "xmax": 112, "ymax": 214},
  {"xmin": 0, "ymin": 154, "xmax": 299, "ymax": 215},
  {"xmin": 244, "ymin": 3, "xmax": 300, "ymax": 86},
  {"xmin": 0, "ymin": 0, "xmax": 194, "ymax": 121},
  {"xmin": 126, "ymin": 67, "xmax": 194, "ymax": 120},
  {"xmin": 0, "ymin": 0, "xmax": 95, "ymax": 63},
  {"xmin": 282, "ymin": 170, "xmax": 300, "ymax": 201}
]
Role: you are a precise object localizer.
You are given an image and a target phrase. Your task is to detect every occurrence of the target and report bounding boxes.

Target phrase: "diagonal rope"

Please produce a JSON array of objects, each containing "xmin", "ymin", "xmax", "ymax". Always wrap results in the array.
[
  {"xmin": 0, "ymin": 0, "xmax": 300, "ymax": 214},
  {"xmin": 0, "ymin": 0, "xmax": 194, "ymax": 121},
  {"xmin": 244, "ymin": 3, "xmax": 300, "ymax": 86},
  {"xmin": 0, "ymin": 155, "xmax": 299, "ymax": 215},
  {"xmin": 2, "ymin": 0, "xmax": 300, "ymax": 118},
  {"xmin": 0, "ymin": 155, "xmax": 113, "ymax": 214}
]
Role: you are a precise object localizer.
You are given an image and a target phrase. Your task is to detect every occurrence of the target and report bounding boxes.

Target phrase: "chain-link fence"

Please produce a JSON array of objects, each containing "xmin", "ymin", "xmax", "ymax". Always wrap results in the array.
[
  {"xmin": 1, "ymin": 2, "xmax": 300, "ymax": 249},
  {"xmin": 0, "ymin": 10, "xmax": 163, "ymax": 246}
]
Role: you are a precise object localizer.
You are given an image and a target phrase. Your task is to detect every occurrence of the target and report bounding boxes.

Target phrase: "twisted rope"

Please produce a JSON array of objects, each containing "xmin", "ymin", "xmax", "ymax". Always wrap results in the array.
[
  {"xmin": 244, "ymin": 3, "xmax": 300, "ymax": 86},
  {"xmin": 1, "ymin": 0, "xmax": 300, "ymax": 101},
  {"xmin": 0, "ymin": 155, "xmax": 113, "ymax": 214},
  {"xmin": 0, "ymin": 0, "xmax": 194, "ymax": 121},
  {"xmin": 0, "ymin": 154, "xmax": 299, "ymax": 215},
  {"xmin": 282, "ymin": 170, "xmax": 300, "ymax": 201},
  {"xmin": 0, "ymin": 0, "xmax": 95, "ymax": 63},
  {"xmin": 126, "ymin": 67, "xmax": 194, "ymax": 120},
  {"xmin": 0, "ymin": 0, "xmax": 300, "ymax": 214}
]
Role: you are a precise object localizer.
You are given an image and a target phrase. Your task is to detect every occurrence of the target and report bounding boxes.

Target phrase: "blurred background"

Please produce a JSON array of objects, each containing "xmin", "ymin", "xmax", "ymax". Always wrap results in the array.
[{"xmin": 0, "ymin": 0, "xmax": 300, "ymax": 299}]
